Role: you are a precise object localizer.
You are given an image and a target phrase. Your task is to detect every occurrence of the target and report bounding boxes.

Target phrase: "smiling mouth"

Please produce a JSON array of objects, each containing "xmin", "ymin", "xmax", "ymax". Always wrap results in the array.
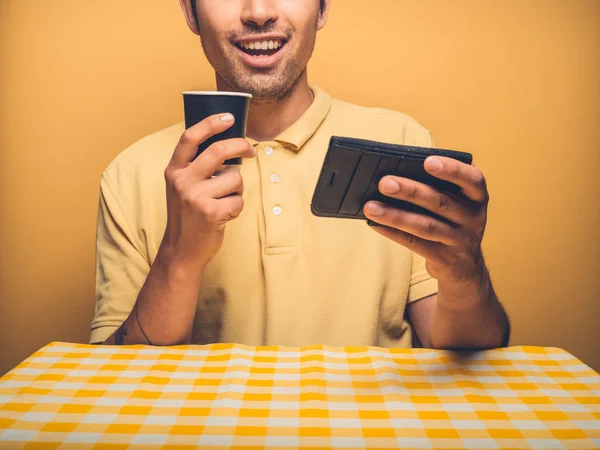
[{"xmin": 235, "ymin": 39, "xmax": 287, "ymax": 57}]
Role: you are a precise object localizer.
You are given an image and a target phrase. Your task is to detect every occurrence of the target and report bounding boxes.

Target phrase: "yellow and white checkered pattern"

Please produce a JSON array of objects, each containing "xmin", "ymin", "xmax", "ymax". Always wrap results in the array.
[{"xmin": 0, "ymin": 343, "xmax": 598, "ymax": 449}]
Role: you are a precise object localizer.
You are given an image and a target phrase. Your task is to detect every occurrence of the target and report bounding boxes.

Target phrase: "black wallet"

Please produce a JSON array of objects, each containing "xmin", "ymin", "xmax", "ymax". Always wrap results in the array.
[{"xmin": 310, "ymin": 136, "xmax": 473, "ymax": 221}]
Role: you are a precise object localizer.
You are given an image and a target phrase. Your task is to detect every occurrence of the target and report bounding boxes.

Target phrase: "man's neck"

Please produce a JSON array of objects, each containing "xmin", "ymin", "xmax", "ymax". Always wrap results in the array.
[{"xmin": 216, "ymin": 71, "xmax": 314, "ymax": 142}]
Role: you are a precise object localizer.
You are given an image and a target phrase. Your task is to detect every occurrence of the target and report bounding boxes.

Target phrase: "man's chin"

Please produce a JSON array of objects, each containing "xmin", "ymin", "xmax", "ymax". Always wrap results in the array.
[{"xmin": 221, "ymin": 64, "xmax": 302, "ymax": 104}]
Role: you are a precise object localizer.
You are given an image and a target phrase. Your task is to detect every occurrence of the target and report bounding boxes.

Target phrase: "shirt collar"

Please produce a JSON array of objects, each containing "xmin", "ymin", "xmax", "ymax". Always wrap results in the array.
[{"xmin": 246, "ymin": 84, "xmax": 331, "ymax": 151}]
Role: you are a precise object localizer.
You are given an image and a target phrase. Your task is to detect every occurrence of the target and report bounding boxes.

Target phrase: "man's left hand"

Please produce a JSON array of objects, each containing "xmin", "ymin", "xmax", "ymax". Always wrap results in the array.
[{"xmin": 364, "ymin": 156, "xmax": 489, "ymax": 288}]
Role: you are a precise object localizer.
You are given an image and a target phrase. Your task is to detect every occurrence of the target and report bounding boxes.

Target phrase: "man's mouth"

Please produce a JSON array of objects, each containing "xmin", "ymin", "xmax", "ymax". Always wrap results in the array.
[{"xmin": 235, "ymin": 39, "xmax": 286, "ymax": 57}]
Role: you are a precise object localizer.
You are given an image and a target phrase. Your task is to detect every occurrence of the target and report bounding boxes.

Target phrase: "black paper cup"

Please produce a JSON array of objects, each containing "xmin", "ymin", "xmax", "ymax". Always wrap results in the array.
[{"xmin": 182, "ymin": 91, "xmax": 252, "ymax": 165}]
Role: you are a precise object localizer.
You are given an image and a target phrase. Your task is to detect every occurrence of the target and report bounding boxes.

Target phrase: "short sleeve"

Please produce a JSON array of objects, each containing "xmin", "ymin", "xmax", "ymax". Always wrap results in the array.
[{"xmin": 90, "ymin": 173, "xmax": 151, "ymax": 344}]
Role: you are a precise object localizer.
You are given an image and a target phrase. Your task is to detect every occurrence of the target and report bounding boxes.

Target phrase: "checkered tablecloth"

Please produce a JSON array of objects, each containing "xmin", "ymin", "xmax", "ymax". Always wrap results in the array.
[{"xmin": 0, "ymin": 342, "xmax": 598, "ymax": 449}]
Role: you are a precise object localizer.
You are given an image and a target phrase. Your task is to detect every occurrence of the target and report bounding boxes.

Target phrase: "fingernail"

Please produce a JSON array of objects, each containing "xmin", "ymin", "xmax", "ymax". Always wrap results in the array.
[
  {"xmin": 381, "ymin": 178, "xmax": 399, "ymax": 194},
  {"xmin": 220, "ymin": 113, "xmax": 234, "ymax": 122},
  {"xmin": 425, "ymin": 156, "xmax": 443, "ymax": 171},
  {"xmin": 367, "ymin": 202, "xmax": 385, "ymax": 217}
]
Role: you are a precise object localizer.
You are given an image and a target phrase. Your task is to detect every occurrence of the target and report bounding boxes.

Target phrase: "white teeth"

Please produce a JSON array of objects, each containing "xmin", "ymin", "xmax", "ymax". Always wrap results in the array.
[{"xmin": 240, "ymin": 40, "xmax": 283, "ymax": 51}]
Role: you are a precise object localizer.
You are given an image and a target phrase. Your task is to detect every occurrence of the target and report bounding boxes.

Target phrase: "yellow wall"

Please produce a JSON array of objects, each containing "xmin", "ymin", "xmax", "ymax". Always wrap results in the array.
[{"xmin": 1, "ymin": 1, "xmax": 599, "ymax": 374}]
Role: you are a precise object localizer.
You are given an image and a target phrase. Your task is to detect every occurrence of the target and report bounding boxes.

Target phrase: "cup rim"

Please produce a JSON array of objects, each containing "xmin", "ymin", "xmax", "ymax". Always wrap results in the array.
[{"xmin": 182, "ymin": 91, "xmax": 252, "ymax": 98}]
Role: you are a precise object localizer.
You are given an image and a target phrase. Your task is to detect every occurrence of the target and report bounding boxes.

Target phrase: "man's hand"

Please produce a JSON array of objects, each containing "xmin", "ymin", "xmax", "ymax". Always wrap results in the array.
[
  {"xmin": 363, "ymin": 156, "xmax": 488, "ymax": 292},
  {"xmin": 162, "ymin": 113, "xmax": 257, "ymax": 271}
]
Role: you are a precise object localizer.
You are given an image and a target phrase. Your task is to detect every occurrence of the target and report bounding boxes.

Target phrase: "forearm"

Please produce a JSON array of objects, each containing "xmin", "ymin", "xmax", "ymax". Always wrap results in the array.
[
  {"xmin": 429, "ymin": 268, "xmax": 510, "ymax": 350},
  {"xmin": 104, "ymin": 245, "xmax": 205, "ymax": 346}
]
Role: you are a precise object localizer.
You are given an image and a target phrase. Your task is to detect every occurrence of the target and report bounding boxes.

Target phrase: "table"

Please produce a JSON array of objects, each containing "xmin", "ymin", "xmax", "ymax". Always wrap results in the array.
[{"xmin": 0, "ymin": 342, "xmax": 598, "ymax": 449}]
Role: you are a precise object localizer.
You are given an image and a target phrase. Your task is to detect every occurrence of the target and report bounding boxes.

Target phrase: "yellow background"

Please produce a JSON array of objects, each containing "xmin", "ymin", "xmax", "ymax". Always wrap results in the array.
[{"xmin": 1, "ymin": 1, "xmax": 598, "ymax": 374}]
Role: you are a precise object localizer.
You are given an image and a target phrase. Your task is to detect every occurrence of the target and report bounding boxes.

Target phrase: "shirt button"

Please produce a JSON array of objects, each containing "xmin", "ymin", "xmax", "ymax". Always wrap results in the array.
[
  {"xmin": 270, "ymin": 173, "xmax": 279, "ymax": 183},
  {"xmin": 272, "ymin": 206, "xmax": 283, "ymax": 216},
  {"xmin": 264, "ymin": 146, "xmax": 274, "ymax": 156}
]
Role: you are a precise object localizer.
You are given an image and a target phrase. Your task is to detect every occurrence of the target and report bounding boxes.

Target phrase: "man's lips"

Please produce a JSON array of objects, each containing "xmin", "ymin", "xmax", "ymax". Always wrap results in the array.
[{"xmin": 233, "ymin": 39, "xmax": 288, "ymax": 69}]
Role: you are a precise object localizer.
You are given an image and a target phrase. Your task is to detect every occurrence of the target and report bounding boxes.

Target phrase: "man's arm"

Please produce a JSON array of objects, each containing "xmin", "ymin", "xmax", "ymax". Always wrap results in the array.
[
  {"xmin": 103, "ymin": 247, "xmax": 205, "ymax": 345},
  {"xmin": 97, "ymin": 113, "xmax": 256, "ymax": 345},
  {"xmin": 407, "ymin": 291, "xmax": 510, "ymax": 350}
]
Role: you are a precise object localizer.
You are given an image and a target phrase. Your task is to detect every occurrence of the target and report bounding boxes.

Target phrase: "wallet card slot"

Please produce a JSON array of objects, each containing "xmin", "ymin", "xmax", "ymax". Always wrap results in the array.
[
  {"xmin": 311, "ymin": 145, "xmax": 363, "ymax": 214},
  {"xmin": 338, "ymin": 153, "xmax": 381, "ymax": 216},
  {"xmin": 361, "ymin": 156, "xmax": 401, "ymax": 217}
]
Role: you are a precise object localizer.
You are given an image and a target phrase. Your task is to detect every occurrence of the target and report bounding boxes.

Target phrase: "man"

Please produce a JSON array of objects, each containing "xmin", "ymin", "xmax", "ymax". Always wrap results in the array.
[{"xmin": 91, "ymin": 0, "xmax": 510, "ymax": 349}]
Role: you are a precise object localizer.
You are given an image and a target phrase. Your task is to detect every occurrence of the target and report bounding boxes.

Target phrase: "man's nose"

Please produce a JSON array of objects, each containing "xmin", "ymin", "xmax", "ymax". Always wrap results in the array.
[{"xmin": 241, "ymin": 0, "xmax": 279, "ymax": 28}]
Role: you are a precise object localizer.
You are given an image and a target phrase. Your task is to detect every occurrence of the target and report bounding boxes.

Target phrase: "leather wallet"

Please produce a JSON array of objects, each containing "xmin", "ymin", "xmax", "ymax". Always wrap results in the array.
[{"xmin": 310, "ymin": 136, "xmax": 473, "ymax": 222}]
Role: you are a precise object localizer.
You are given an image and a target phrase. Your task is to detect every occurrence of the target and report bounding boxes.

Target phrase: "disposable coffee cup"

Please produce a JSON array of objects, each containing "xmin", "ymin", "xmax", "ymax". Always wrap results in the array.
[{"xmin": 182, "ymin": 91, "xmax": 252, "ymax": 165}]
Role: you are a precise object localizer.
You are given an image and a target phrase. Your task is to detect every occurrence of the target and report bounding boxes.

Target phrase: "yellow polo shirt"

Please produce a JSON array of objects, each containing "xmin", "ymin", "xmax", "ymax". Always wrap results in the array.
[{"xmin": 91, "ymin": 85, "xmax": 438, "ymax": 347}]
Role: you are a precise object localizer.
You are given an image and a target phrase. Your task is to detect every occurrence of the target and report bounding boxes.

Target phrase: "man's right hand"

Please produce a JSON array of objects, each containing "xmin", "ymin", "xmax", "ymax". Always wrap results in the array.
[
  {"xmin": 103, "ymin": 112, "xmax": 256, "ymax": 346},
  {"xmin": 161, "ymin": 113, "xmax": 256, "ymax": 270}
]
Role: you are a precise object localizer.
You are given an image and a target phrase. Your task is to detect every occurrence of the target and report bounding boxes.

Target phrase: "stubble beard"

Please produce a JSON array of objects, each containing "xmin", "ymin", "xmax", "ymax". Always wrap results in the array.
[{"xmin": 224, "ymin": 60, "xmax": 303, "ymax": 104}]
